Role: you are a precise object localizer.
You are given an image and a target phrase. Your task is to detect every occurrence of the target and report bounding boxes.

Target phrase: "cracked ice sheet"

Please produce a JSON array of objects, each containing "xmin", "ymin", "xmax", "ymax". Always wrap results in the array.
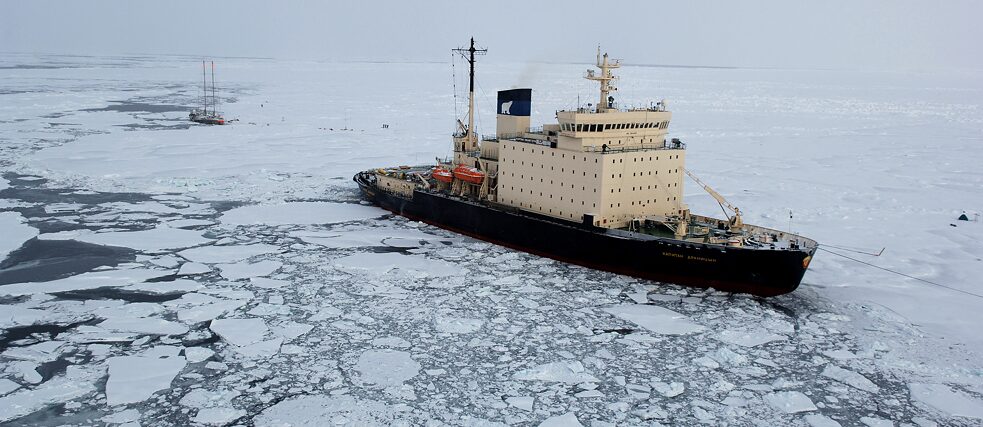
[
  {"xmin": 37, "ymin": 225, "xmax": 212, "ymax": 253},
  {"xmin": 219, "ymin": 202, "xmax": 385, "ymax": 226},
  {"xmin": 603, "ymin": 303, "xmax": 705, "ymax": 335},
  {"xmin": 0, "ymin": 267, "xmax": 172, "ymax": 296},
  {"xmin": 0, "ymin": 212, "xmax": 39, "ymax": 262}
]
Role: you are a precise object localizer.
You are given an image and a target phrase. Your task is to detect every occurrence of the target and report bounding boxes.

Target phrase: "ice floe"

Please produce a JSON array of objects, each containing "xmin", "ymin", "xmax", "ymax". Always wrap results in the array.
[
  {"xmin": 355, "ymin": 349, "xmax": 420, "ymax": 387},
  {"xmin": 763, "ymin": 390, "xmax": 817, "ymax": 413},
  {"xmin": 217, "ymin": 259, "xmax": 282, "ymax": 280},
  {"xmin": 0, "ymin": 212, "xmax": 38, "ymax": 262},
  {"xmin": 909, "ymin": 383, "xmax": 983, "ymax": 419},
  {"xmin": 333, "ymin": 252, "xmax": 462, "ymax": 278},
  {"xmin": 0, "ymin": 268, "xmax": 172, "ymax": 296},
  {"xmin": 513, "ymin": 361, "xmax": 599, "ymax": 383},
  {"xmin": 602, "ymin": 304, "xmax": 705, "ymax": 335},
  {"xmin": 38, "ymin": 225, "xmax": 212, "ymax": 253},
  {"xmin": 105, "ymin": 348, "xmax": 186, "ymax": 405},
  {"xmin": 178, "ymin": 243, "xmax": 280, "ymax": 263}
]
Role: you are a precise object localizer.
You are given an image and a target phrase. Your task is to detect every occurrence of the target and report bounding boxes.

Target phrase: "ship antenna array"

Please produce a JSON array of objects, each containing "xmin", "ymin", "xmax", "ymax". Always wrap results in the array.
[{"xmin": 452, "ymin": 38, "xmax": 486, "ymax": 142}]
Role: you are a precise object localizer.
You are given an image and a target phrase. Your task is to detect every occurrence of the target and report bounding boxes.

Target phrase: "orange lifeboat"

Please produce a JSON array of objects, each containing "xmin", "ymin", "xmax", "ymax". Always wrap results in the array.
[
  {"xmin": 453, "ymin": 164, "xmax": 485, "ymax": 184},
  {"xmin": 432, "ymin": 166, "xmax": 454, "ymax": 183}
]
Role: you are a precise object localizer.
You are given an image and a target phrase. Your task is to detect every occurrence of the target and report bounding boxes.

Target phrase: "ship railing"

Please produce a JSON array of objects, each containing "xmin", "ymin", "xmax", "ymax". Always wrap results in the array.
[{"xmin": 584, "ymin": 141, "xmax": 686, "ymax": 153}]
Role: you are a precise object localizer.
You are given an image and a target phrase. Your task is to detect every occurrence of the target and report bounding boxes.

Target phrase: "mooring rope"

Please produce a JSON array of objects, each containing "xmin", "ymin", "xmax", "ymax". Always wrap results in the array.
[{"xmin": 817, "ymin": 246, "xmax": 983, "ymax": 299}]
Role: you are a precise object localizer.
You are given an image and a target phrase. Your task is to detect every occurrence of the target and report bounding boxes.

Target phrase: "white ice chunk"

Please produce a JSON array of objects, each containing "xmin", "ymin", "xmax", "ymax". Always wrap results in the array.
[
  {"xmin": 210, "ymin": 318, "xmax": 269, "ymax": 346},
  {"xmin": 505, "ymin": 396, "xmax": 534, "ymax": 411},
  {"xmin": 763, "ymin": 391, "xmax": 817, "ymax": 413},
  {"xmin": 38, "ymin": 225, "xmax": 211, "ymax": 252},
  {"xmin": 860, "ymin": 417, "xmax": 894, "ymax": 427},
  {"xmin": 602, "ymin": 304, "xmax": 705, "ymax": 335},
  {"xmin": 177, "ymin": 262, "xmax": 211, "ymax": 275},
  {"xmin": 220, "ymin": 202, "xmax": 384, "ymax": 226},
  {"xmin": 434, "ymin": 316, "xmax": 484, "ymax": 334},
  {"xmin": 98, "ymin": 316, "xmax": 189, "ymax": 336},
  {"xmin": 355, "ymin": 349, "xmax": 420, "ymax": 387},
  {"xmin": 821, "ymin": 365, "xmax": 879, "ymax": 393},
  {"xmin": 273, "ymin": 322, "xmax": 314, "ymax": 342},
  {"xmin": 909, "ymin": 383, "xmax": 983, "ymax": 419},
  {"xmin": 0, "ymin": 212, "xmax": 38, "ymax": 262},
  {"xmin": 184, "ymin": 347, "xmax": 215, "ymax": 363},
  {"xmin": 125, "ymin": 278, "xmax": 202, "ymax": 294},
  {"xmin": 250, "ymin": 277, "xmax": 289, "ymax": 289},
  {"xmin": 0, "ymin": 379, "xmax": 20, "ymax": 396},
  {"xmin": 105, "ymin": 350, "xmax": 186, "ymax": 405},
  {"xmin": 178, "ymin": 244, "xmax": 279, "ymax": 264},
  {"xmin": 0, "ymin": 268, "xmax": 172, "ymax": 296},
  {"xmin": 717, "ymin": 328, "xmax": 786, "ymax": 347},
  {"xmin": 193, "ymin": 407, "xmax": 246, "ymax": 425},
  {"xmin": 513, "ymin": 361, "xmax": 599, "ymax": 383},
  {"xmin": 0, "ymin": 374, "xmax": 96, "ymax": 422},
  {"xmin": 805, "ymin": 414, "xmax": 843, "ymax": 427},
  {"xmin": 539, "ymin": 412, "xmax": 583, "ymax": 427},
  {"xmin": 217, "ymin": 260, "xmax": 282, "ymax": 280},
  {"xmin": 255, "ymin": 395, "xmax": 405, "ymax": 426}
]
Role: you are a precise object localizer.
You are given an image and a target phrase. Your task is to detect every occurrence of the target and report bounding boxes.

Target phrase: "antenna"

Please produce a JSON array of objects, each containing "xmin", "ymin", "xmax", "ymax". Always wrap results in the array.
[{"xmin": 201, "ymin": 60, "xmax": 207, "ymax": 114}]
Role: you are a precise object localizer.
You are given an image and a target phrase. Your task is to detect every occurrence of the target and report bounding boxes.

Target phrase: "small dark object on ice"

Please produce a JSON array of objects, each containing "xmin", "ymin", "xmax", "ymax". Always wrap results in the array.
[{"xmin": 958, "ymin": 213, "xmax": 969, "ymax": 221}]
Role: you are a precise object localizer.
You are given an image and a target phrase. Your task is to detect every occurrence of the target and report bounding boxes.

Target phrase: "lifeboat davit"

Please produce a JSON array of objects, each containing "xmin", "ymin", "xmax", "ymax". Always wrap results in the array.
[
  {"xmin": 432, "ymin": 166, "xmax": 454, "ymax": 183},
  {"xmin": 453, "ymin": 164, "xmax": 485, "ymax": 184}
]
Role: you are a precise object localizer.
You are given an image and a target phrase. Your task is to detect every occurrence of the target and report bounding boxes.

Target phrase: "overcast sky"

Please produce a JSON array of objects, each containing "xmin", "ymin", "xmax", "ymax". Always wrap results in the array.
[{"xmin": 2, "ymin": 0, "xmax": 981, "ymax": 71}]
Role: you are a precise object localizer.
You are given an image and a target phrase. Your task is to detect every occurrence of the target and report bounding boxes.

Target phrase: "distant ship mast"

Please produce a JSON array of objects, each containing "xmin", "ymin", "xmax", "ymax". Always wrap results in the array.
[{"xmin": 452, "ymin": 38, "xmax": 487, "ymax": 153}]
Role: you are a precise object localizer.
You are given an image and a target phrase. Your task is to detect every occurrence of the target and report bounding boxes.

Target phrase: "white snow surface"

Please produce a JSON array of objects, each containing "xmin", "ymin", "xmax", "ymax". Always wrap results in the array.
[{"xmin": 355, "ymin": 349, "xmax": 421, "ymax": 387}]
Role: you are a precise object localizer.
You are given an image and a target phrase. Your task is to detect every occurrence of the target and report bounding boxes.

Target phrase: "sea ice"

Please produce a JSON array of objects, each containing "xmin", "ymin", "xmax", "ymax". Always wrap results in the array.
[
  {"xmin": 333, "ymin": 252, "xmax": 462, "ymax": 278},
  {"xmin": 210, "ymin": 318, "xmax": 270, "ymax": 346},
  {"xmin": 0, "ymin": 212, "xmax": 38, "ymax": 262},
  {"xmin": 255, "ymin": 395, "xmax": 407, "ymax": 426},
  {"xmin": 105, "ymin": 349, "xmax": 187, "ymax": 405},
  {"xmin": 505, "ymin": 396, "xmax": 534, "ymax": 411},
  {"xmin": 539, "ymin": 412, "xmax": 583, "ymax": 427},
  {"xmin": 355, "ymin": 349, "xmax": 420, "ymax": 387},
  {"xmin": 220, "ymin": 202, "xmax": 384, "ymax": 226},
  {"xmin": 193, "ymin": 407, "xmax": 246, "ymax": 425},
  {"xmin": 513, "ymin": 361, "xmax": 599, "ymax": 383},
  {"xmin": 909, "ymin": 383, "xmax": 983, "ymax": 419},
  {"xmin": 602, "ymin": 304, "xmax": 705, "ymax": 335},
  {"xmin": 177, "ymin": 262, "xmax": 211, "ymax": 275},
  {"xmin": 38, "ymin": 225, "xmax": 211, "ymax": 253},
  {"xmin": 805, "ymin": 414, "xmax": 843, "ymax": 427},
  {"xmin": 763, "ymin": 390, "xmax": 817, "ymax": 413},
  {"xmin": 821, "ymin": 364, "xmax": 879, "ymax": 393},
  {"xmin": 434, "ymin": 316, "xmax": 484, "ymax": 334},
  {"xmin": 178, "ymin": 243, "xmax": 280, "ymax": 264},
  {"xmin": 717, "ymin": 328, "xmax": 786, "ymax": 347},
  {"xmin": 217, "ymin": 259, "xmax": 282, "ymax": 280},
  {"xmin": 0, "ymin": 268, "xmax": 172, "ymax": 296}
]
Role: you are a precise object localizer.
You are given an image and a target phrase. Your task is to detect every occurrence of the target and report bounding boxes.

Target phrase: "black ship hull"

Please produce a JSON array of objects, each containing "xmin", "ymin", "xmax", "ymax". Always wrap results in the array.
[{"xmin": 355, "ymin": 172, "xmax": 814, "ymax": 296}]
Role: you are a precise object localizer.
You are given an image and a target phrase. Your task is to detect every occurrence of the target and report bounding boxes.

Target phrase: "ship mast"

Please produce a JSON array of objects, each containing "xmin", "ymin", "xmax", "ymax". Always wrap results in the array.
[
  {"xmin": 453, "ymin": 38, "xmax": 486, "ymax": 152},
  {"xmin": 210, "ymin": 61, "xmax": 216, "ymax": 116},
  {"xmin": 585, "ymin": 46, "xmax": 620, "ymax": 113},
  {"xmin": 201, "ymin": 60, "xmax": 207, "ymax": 114}
]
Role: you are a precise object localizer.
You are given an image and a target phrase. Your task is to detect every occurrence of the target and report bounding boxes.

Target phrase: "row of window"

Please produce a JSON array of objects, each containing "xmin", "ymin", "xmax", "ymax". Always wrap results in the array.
[{"xmin": 561, "ymin": 121, "xmax": 668, "ymax": 132}]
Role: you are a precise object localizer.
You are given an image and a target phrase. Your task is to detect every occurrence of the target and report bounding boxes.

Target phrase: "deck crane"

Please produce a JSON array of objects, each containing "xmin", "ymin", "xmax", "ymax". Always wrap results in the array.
[{"xmin": 684, "ymin": 169, "xmax": 744, "ymax": 232}]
